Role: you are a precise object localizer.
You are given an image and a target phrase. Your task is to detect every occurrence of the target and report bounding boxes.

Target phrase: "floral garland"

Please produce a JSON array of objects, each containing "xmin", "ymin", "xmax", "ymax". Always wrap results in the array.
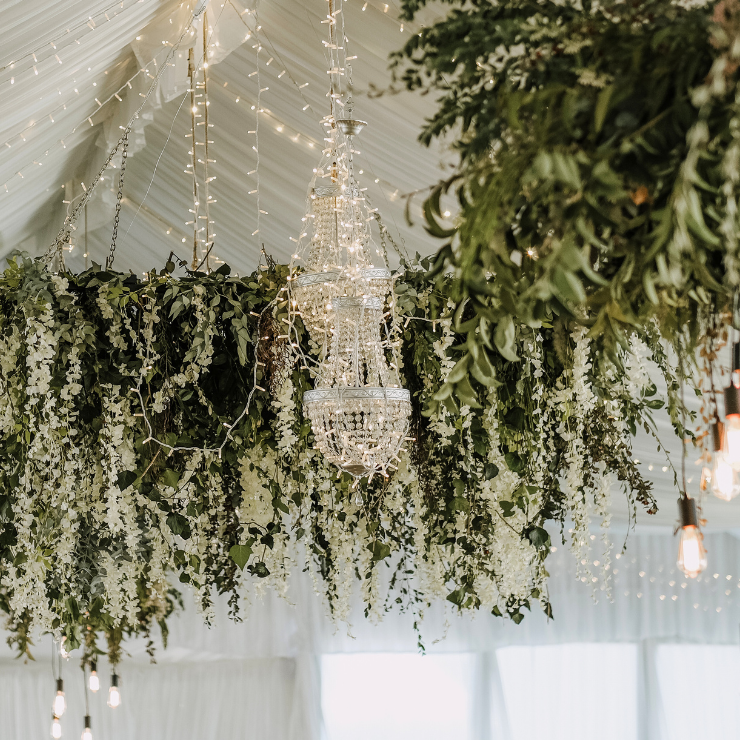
[{"xmin": 0, "ymin": 253, "xmax": 676, "ymax": 662}]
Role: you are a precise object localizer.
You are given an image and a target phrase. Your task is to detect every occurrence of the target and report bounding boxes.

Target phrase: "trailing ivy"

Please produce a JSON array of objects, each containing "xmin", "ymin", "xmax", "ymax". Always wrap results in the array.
[{"xmin": 0, "ymin": 253, "xmax": 671, "ymax": 661}]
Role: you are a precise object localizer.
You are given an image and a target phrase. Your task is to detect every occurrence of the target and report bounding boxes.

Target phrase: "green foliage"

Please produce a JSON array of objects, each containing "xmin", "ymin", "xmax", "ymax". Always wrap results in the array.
[
  {"xmin": 394, "ymin": 0, "xmax": 740, "ymax": 369},
  {"xmin": 0, "ymin": 253, "xmax": 665, "ymax": 661}
]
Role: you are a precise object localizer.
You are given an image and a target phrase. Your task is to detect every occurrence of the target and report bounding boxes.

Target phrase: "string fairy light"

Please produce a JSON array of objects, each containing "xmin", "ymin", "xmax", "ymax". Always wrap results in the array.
[
  {"xmin": 198, "ymin": 11, "xmax": 216, "ymax": 270},
  {"xmin": 1, "ymin": 0, "xmax": 407, "ymax": 197},
  {"xmin": 187, "ymin": 46, "xmax": 201, "ymax": 268},
  {"xmin": 0, "ymin": 1, "xmax": 222, "ymax": 197},
  {"xmin": 180, "ymin": 5, "xmax": 228, "ymax": 271},
  {"xmin": 226, "ymin": 0, "xmax": 315, "ymax": 118},
  {"xmin": 0, "ymin": 0, "xmax": 145, "ymax": 82},
  {"xmin": 1, "ymin": 6, "xmax": 197, "ymax": 153},
  {"xmin": 253, "ymin": 5, "xmax": 263, "ymax": 241},
  {"xmin": 544, "ymin": 536, "xmax": 740, "ymax": 614},
  {"xmin": 1, "ymin": 51, "xmax": 179, "ymax": 193},
  {"xmin": 357, "ymin": 0, "xmax": 416, "ymax": 32},
  {"xmin": 42, "ymin": 4, "xmax": 206, "ymax": 266}
]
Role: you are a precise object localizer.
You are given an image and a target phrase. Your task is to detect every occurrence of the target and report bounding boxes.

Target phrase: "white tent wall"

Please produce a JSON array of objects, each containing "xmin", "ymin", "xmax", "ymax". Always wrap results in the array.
[{"xmin": 2, "ymin": 532, "xmax": 740, "ymax": 739}]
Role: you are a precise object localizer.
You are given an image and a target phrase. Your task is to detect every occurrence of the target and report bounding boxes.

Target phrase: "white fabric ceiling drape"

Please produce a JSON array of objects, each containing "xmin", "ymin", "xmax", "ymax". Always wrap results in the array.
[{"xmin": 0, "ymin": 0, "xmax": 444, "ymax": 269}]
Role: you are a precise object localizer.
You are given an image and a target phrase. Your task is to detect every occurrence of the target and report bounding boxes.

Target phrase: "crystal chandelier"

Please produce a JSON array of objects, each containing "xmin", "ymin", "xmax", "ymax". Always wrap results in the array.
[{"xmin": 289, "ymin": 0, "xmax": 409, "ymax": 479}]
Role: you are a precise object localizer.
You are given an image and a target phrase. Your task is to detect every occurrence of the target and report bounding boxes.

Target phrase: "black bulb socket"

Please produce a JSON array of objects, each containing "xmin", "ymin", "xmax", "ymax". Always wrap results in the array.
[
  {"xmin": 84, "ymin": 715, "xmax": 91, "ymax": 731},
  {"xmin": 56, "ymin": 678, "xmax": 64, "ymax": 693},
  {"xmin": 733, "ymin": 342, "xmax": 740, "ymax": 372},
  {"xmin": 678, "ymin": 496, "xmax": 698, "ymax": 528},
  {"xmin": 111, "ymin": 673, "xmax": 119, "ymax": 688},
  {"xmin": 712, "ymin": 420, "xmax": 725, "ymax": 452},
  {"xmin": 725, "ymin": 385, "xmax": 740, "ymax": 417},
  {"xmin": 90, "ymin": 660, "xmax": 97, "ymax": 673}
]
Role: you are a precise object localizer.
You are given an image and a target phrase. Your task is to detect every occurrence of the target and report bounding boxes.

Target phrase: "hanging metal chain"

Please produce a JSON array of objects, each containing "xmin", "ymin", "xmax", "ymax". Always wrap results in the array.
[{"xmin": 106, "ymin": 130, "xmax": 129, "ymax": 270}]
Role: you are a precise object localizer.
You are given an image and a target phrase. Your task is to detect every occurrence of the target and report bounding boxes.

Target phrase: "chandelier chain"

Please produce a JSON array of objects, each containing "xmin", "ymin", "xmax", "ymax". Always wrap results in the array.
[{"xmin": 106, "ymin": 129, "xmax": 129, "ymax": 270}]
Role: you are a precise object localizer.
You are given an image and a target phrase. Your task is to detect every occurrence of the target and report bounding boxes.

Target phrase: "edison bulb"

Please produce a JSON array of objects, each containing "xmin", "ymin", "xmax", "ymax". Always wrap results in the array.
[
  {"xmin": 724, "ymin": 415, "xmax": 740, "ymax": 467},
  {"xmin": 88, "ymin": 663, "xmax": 99, "ymax": 693},
  {"xmin": 53, "ymin": 681, "xmax": 66, "ymax": 718},
  {"xmin": 677, "ymin": 525, "xmax": 707, "ymax": 578},
  {"xmin": 712, "ymin": 453, "xmax": 740, "ymax": 500},
  {"xmin": 81, "ymin": 724, "xmax": 92, "ymax": 740},
  {"xmin": 51, "ymin": 716, "xmax": 62, "ymax": 739},
  {"xmin": 108, "ymin": 675, "xmax": 121, "ymax": 709}
]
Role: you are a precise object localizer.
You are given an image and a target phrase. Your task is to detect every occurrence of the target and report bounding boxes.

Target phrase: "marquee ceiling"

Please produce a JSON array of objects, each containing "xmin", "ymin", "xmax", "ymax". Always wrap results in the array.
[
  {"xmin": 1, "ymin": 0, "xmax": 739, "ymax": 531},
  {"xmin": 0, "ymin": 0, "xmax": 445, "ymax": 271}
]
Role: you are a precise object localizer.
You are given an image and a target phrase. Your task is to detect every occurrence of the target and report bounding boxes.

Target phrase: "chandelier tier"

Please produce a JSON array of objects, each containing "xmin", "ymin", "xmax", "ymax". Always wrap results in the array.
[
  {"xmin": 291, "ymin": 139, "xmax": 392, "ymax": 341},
  {"xmin": 303, "ymin": 296, "xmax": 411, "ymax": 478}
]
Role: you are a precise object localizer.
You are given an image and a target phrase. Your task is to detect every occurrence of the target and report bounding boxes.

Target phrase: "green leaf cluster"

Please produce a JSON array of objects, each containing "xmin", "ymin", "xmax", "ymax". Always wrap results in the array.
[{"xmin": 394, "ymin": 0, "xmax": 737, "ymax": 370}]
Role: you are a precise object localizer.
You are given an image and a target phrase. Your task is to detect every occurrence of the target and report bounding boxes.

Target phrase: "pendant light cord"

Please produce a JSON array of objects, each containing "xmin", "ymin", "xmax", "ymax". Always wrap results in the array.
[
  {"xmin": 679, "ymin": 341, "xmax": 687, "ymax": 498},
  {"xmin": 51, "ymin": 639, "xmax": 57, "ymax": 682},
  {"xmin": 83, "ymin": 665, "xmax": 89, "ymax": 716}
]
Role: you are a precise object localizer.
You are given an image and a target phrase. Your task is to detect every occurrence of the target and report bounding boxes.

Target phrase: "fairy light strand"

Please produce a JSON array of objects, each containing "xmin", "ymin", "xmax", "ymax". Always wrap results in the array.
[
  {"xmin": 226, "ymin": 0, "xmax": 316, "ymax": 119},
  {"xmin": 200, "ymin": 12, "xmax": 214, "ymax": 271},
  {"xmin": 253, "ymin": 5, "xmax": 263, "ymax": 241},
  {"xmin": 43, "ymin": 7, "xmax": 201, "ymax": 264},
  {"xmin": 0, "ymin": 0, "xmax": 143, "ymax": 79},
  {"xmin": 188, "ymin": 47, "xmax": 201, "ymax": 269},
  {"xmin": 0, "ymin": 14, "xmax": 193, "ymax": 153},
  {"xmin": 2, "ymin": 50, "xmax": 177, "ymax": 185}
]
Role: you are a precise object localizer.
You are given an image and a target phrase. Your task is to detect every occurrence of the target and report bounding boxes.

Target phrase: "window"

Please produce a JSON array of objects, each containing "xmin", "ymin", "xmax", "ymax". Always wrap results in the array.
[
  {"xmin": 656, "ymin": 644, "xmax": 740, "ymax": 740},
  {"xmin": 495, "ymin": 644, "xmax": 639, "ymax": 740},
  {"xmin": 321, "ymin": 643, "xmax": 740, "ymax": 740},
  {"xmin": 321, "ymin": 653, "xmax": 475, "ymax": 740}
]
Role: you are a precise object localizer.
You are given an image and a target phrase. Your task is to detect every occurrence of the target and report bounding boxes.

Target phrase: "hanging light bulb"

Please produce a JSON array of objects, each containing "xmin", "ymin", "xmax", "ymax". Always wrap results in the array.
[
  {"xmin": 710, "ymin": 421, "xmax": 740, "ymax": 500},
  {"xmin": 50, "ymin": 715, "xmax": 62, "ymax": 739},
  {"xmin": 676, "ymin": 496, "xmax": 707, "ymax": 578},
  {"xmin": 53, "ymin": 679, "xmax": 66, "ymax": 718},
  {"xmin": 107, "ymin": 674, "xmax": 121, "ymax": 708},
  {"xmin": 80, "ymin": 716, "xmax": 92, "ymax": 740},
  {"xmin": 723, "ymin": 342, "xmax": 740, "ymax": 467},
  {"xmin": 88, "ymin": 662, "xmax": 99, "ymax": 693}
]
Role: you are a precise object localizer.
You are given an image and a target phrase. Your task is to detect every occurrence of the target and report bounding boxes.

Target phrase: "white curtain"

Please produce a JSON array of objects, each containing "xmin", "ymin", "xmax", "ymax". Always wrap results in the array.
[{"xmin": 2, "ymin": 532, "xmax": 740, "ymax": 740}]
